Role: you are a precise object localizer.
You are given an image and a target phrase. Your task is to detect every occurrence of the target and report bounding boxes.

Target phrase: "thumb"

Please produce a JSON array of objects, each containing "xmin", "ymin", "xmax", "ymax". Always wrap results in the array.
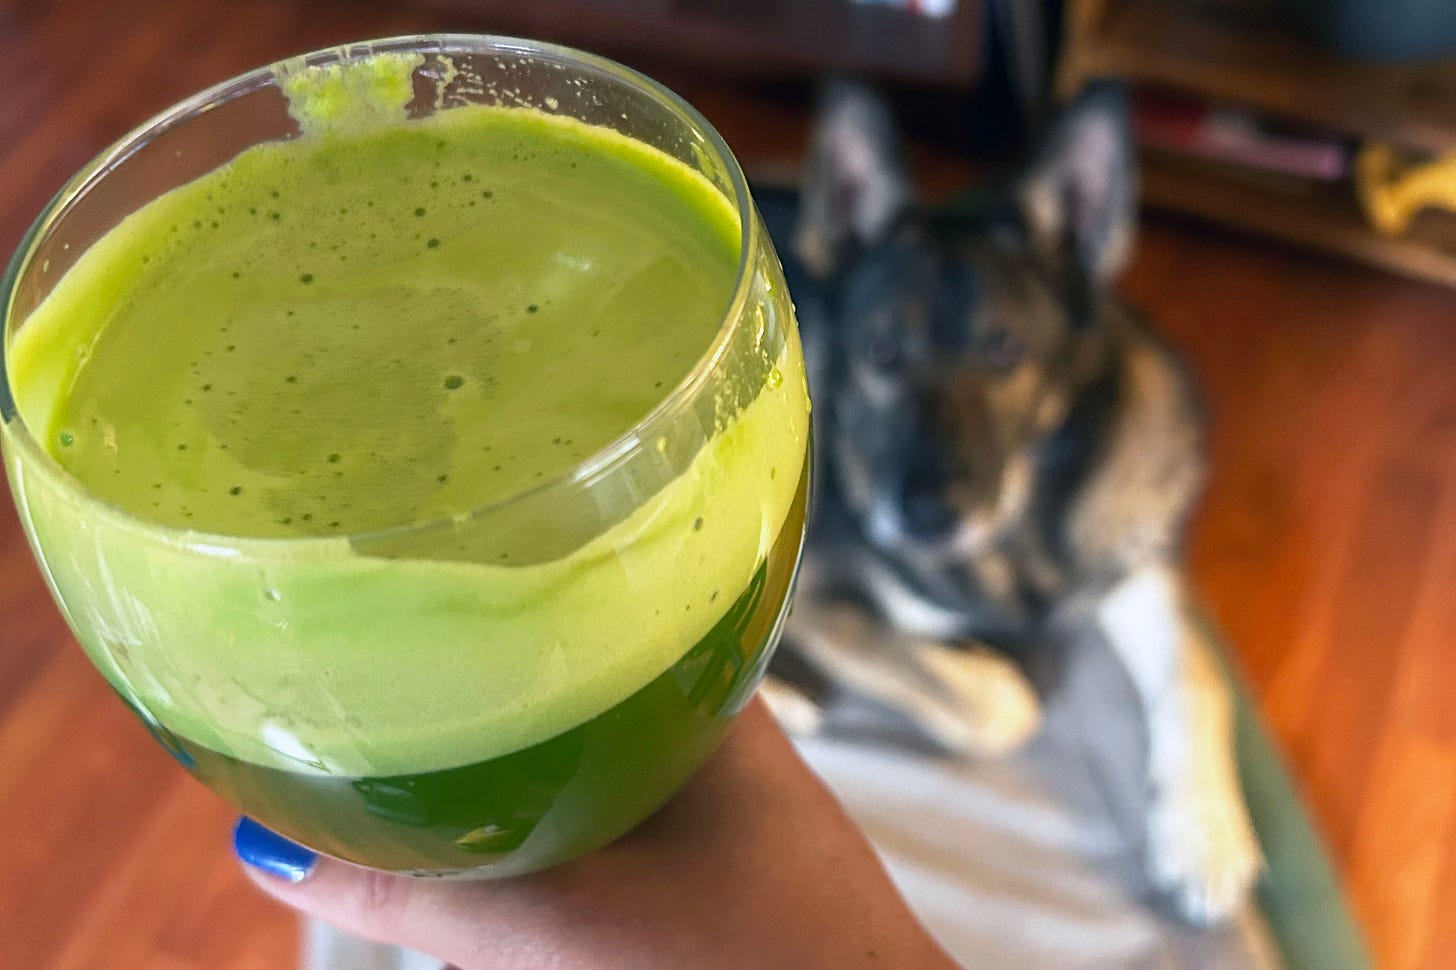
[{"xmin": 233, "ymin": 818, "xmax": 551, "ymax": 969}]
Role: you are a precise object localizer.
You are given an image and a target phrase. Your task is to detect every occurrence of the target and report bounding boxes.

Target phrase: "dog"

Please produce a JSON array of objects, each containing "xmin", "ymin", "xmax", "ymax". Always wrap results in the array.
[{"xmin": 760, "ymin": 81, "xmax": 1264, "ymax": 926}]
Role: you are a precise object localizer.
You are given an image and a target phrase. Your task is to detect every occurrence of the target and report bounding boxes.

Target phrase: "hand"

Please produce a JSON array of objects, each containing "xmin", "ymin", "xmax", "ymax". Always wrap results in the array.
[{"xmin": 234, "ymin": 699, "xmax": 957, "ymax": 969}]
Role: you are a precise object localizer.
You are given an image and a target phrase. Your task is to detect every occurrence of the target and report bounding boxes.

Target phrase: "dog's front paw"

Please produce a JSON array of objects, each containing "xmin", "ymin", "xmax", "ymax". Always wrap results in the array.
[
  {"xmin": 919, "ymin": 645, "xmax": 1041, "ymax": 756},
  {"xmin": 1145, "ymin": 779, "xmax": 1265, "ymax": 926}
]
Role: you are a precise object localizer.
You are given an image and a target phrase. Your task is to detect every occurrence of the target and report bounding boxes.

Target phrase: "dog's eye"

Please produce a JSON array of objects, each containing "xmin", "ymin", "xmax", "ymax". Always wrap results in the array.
[
  {"xmin": 978, "ymin": 329, "xmax": 1024, "ymax": 372},
  {"xmin": 868, "ymin": 332, "xmax": 901, "ymax": 369}
]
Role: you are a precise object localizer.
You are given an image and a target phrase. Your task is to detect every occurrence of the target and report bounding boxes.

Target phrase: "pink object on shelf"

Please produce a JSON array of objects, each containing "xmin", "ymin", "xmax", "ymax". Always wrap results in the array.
[{"xmin": 1134, "ymin": 90, "xmax": 1353, "ymax": 182}]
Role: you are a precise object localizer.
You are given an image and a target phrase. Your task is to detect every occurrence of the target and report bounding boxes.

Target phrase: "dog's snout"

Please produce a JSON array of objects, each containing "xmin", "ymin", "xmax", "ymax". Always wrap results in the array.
[
  {"xmin": 900, "ymin": 423, "xmax": 957, "ymax": 538},
  {"xmin": 902, "ymin": 480, "xmax": 955, "ymax": 537}
]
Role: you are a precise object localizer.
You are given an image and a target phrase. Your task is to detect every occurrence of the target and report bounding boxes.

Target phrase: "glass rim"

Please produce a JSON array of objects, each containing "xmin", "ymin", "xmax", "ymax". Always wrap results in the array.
[{"xmin": 0, "ymin": 33, "xmax": 759, "ymax": 553}]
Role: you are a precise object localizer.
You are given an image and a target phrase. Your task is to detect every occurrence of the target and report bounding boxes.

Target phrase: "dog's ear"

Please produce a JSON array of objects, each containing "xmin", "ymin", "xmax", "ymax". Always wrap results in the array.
[
  {"xmin": 795, "ymin": 80, "xmax": 912, "ymax": 279},
  {"xmin": 1018, "ymin": 82, "xmax": 1138, "ymax": 285}
]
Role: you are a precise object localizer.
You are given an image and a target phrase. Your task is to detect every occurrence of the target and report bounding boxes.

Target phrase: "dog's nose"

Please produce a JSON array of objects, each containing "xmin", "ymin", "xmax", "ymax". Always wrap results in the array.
[{"xmin": 902, "ymin": 483, "xmax": 955, "ymax": 537}]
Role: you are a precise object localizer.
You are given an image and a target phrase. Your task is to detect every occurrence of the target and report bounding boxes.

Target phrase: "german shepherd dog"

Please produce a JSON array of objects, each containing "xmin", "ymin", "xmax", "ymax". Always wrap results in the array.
[{"xmin": 761, "ymin": 82, "xmax": 1264, "ymax": 925}]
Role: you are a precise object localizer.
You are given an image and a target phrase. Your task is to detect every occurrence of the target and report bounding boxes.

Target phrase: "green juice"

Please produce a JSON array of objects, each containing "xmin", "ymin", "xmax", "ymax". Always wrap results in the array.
[{"xmin": 3, "ymin": 67, "xmax": 809, "ymax": 874}]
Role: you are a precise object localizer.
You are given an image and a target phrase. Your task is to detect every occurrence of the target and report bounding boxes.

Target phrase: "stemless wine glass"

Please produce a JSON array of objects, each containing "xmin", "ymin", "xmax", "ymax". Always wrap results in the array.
[{"xmin": 0, "ymin": 36, "xmax": 809, "ymax": 877}]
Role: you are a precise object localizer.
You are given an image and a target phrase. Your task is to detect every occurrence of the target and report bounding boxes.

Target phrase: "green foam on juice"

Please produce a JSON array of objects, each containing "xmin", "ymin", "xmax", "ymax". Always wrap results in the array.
[{"xmin": 24, "ymin": 109, "xmax": 741, "ymax": 538}]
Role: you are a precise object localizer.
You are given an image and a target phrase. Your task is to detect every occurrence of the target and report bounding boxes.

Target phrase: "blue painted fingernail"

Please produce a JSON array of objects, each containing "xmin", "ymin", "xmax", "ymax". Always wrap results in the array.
[{"xmin": 233, "ymin": 817, "xmax": 316, "ymax": 883}]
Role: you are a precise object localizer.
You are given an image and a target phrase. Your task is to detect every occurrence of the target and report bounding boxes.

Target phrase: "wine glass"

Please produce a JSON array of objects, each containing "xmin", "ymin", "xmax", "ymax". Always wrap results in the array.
[{"xmin": 0, "ymin": 35, "xmax": 809, "ymax": 877}]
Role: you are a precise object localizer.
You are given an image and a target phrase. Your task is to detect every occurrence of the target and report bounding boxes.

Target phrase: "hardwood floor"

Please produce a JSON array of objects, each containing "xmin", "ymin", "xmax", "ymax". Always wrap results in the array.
[
  {"xmin": 0, "ymin": 0, "xmax": 1451, "ymax": 966},
  {"xmin": 1122, "ymin": 222, "xmax": 1456, "ymax": 970}
]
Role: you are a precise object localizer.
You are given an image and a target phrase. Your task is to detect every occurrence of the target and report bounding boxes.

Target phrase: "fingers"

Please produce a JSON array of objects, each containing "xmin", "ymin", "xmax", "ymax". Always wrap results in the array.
[{"xmin": 234, "ymin": 818, "xmax": 524, "ymax": 969}]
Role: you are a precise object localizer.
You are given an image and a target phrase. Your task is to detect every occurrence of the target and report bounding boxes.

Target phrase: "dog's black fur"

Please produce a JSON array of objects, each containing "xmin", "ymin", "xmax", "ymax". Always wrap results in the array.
[{"xmin": 760, "ymin": 81, "xmax": 1261, "ymax": 925}]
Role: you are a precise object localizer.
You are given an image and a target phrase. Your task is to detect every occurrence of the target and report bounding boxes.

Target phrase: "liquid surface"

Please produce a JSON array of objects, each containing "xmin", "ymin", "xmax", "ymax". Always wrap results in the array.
[
  {"xmin": 22, "ymin": 105, "xmax": 738, "ymax": 538},
  {"xmin": 5, "ymin": 79, "xmax": 809, "ymax": 779}
]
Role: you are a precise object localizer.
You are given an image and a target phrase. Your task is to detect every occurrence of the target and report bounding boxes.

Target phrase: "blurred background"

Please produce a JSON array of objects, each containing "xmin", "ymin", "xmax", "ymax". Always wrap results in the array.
[{"xmin": 0, "ymin": 0, "xmax": 1453, "ymax": 967}]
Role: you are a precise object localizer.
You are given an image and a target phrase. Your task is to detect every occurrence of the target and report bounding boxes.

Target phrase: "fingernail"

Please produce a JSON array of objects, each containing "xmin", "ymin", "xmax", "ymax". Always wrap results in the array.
[{"xmin": 233, "ymin": 817, "xmax": 316, "ymax": 883}]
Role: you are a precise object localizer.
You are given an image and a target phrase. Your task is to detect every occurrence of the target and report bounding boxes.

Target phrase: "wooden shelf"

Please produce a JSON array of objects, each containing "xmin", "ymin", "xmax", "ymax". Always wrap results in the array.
[
  {"xmin": 1061, "ymin": 0, "xmax": 1456, "ymax": 156},
  {"xmin": 1061, "ymin": 0, "xmax": 1456, "ymax": 288},
  {"xmin": 1139, "ymin": 147, "xmax": 1456, "ymax": 288}
]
